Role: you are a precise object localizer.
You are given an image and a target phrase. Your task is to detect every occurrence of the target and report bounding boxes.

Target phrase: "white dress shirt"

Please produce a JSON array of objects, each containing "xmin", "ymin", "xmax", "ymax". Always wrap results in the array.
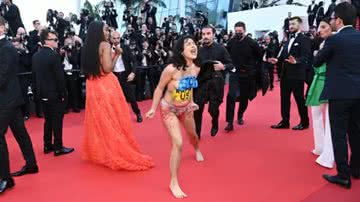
[
  {"xmin": 114, "ymin": 55, "xmax": 126, "ymax": 73},
  {"xmin": 288, "ymin": 31, "xmax": 301, "ymax": 52}
]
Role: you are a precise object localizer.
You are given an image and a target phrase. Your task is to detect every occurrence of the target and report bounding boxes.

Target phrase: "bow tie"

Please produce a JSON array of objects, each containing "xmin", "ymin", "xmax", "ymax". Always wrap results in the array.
[{"xmin": 289, "ymin": 33, "xmax": 296, "ymax": 39}]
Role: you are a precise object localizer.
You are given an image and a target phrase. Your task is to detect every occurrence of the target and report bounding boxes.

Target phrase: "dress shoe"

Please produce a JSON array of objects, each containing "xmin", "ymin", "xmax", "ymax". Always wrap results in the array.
[
  {"xmin": 271, "ymin": 121, "xmax": 290, "ymax": 129},
  {"xmin": 210, "ymin": 126, "xmax": 218, "ymax": 137},
  {"xmin": 54, "ymin": 147, "xmax": 75, "ymax": 156},
  {"xmin": 224, "ymin": 123, "xmax": 234, "ymax": 132},
  {"xmin": 136, "ymin": 114, "xmax": 143, "ymax": 123},
  {"xmin": 11, "ymin": 165, "xmax": 39, "ymax": 177},
  {"xmin": 323, "ymin": 174, "xmax": 351, "ymax": 189},
  {"xmin": 237, "ymin": 118, "xmax": 244, "ymax": 125},
  {"xmin": 0, "ymin": 178, "xmax": 15, "ymax": 194},
  {"xmin": 44, "ymin": 146, "xmax": 54, "ymax": 154},
  {"xmin": 292, "ymin": 123, "xmax": 309, "ymax": 130},
  {"xmin": 24, "ymin": 116, "xmax": 30, "ymax": 121},
  {"xmin": 73, "ymin": 109, "xmax": 81, "ymax": 113}
]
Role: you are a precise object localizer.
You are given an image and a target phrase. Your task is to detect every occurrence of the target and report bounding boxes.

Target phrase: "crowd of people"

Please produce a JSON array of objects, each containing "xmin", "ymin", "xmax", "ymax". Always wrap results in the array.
[{"xmin": 0, "ymin": 0, "xmax": 360, "ymax": 199}]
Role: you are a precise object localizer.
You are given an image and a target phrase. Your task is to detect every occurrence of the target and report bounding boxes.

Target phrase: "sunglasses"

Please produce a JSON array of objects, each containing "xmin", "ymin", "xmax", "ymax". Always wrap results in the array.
[{"xmin": 47, "ymin": 38, "xmax": 58, "ymax": 42}]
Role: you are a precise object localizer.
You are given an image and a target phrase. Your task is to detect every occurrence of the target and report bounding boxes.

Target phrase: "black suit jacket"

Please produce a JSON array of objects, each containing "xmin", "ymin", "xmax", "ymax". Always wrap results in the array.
[
  {"xmin": 278, "ymin": 33, "xmax": 311, "ymax": 80},
  {"xmin": 0, "ymin": 38, "xmax": 24, "ymax": 109},
  {"xmin": 314, "ymin": 27, "xmax": 360, "ymax": 100},
  {"xmin": 120, "ymin": 44, "xmax": 136, "ymax": 77},
  {"xmin": 32, "ymin": 47, "xmax": 66, "ymax": 100}
]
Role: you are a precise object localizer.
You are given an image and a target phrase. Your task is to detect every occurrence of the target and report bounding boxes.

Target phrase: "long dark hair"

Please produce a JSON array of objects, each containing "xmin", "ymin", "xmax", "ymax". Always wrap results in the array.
[
  {"xmin": 170, "ymin": 35, "xmax": 200, "ymax": 70},
  {"xmin": 81, "ymin": 21, "xmax": 106, "ymax": 78}
]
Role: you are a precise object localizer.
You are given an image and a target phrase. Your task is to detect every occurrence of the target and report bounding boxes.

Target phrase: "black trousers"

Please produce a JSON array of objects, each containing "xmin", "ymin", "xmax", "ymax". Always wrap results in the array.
[
  {"xmin": 308, "ymin": 14, "xmax": 316, "ymax": 27},
  {"xmin": 42, "ymin": 99, "xmax": 65, "ymax": 150},
  {"xmin": 194, "ymin": 77, "xmax": 224, "ymax": 136},
  {"xmin": 135, "ymin": 67, "xmax": 159, "ymax": 100},
  {"xmin": 264, "ymin": 62, "xmax": 274, "ymax": 88},
  {"xmin": 65, "ymin": 75, "xmax": 81, "ymax": 111},
  {"xmin": 114, "ymin": 72, "xmax": 140, "ymax": 115},
  {"xmin": 18, "ymin": 75, "xmax": 32, "ymax": 117},
  {"xmin": 226, "ymin": 74, "xmax": 253, "ymax": 123},
  {"xmin": 329, "ymin": 99, "xmax": 360, "ymax": 179},
  {"xmin": 0, "ymin": 107, "xmax": 37, "ymax": 179},
  {"xmin": 280, "ymin": 79, "xmax": 309, "ymax": 124}
]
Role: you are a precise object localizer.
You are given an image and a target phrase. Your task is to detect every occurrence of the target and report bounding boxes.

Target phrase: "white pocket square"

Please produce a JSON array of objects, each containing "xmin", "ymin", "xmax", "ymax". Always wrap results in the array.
[{"xmin": 294, "ymin": 43, "xmax": 299, "ymax": 46}]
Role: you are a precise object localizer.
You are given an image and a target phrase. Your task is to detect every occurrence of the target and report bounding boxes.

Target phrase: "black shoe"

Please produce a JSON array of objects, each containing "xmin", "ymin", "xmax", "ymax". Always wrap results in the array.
[
  {"xmin": 270, "ymin": 86, "xmax": 274, "ymax": 91},
  {"xmin": 323, "ymin": 174, "xmax": 351, "ymax": 189},
  {"xmin": 237, "ymin": 118, "xmax": 244, "ymax": 125},
  {"xmin": 73, "ymin": 109, "xmax": 81, "ymax": 113},
  {"xmin": 352, "ymin": 169, "xmax": 360, "ymax": 179},
  {"xmin": 225, "ymin": 123, "xmax": 234, "ymax": 132},
  {"xmin": 36, "ymin": 114, "xmax": 43, "ymax": 118},
  {"xmin": 0, "ymin": 178, "xmax": 15, "ymax": 194},
  {"xmin": 292, "ymin": 123, "xmax": 309, "ymax": 130},
  {"xmin": 44, "ymin": 146, "xmax": 54, "ymax": 154},
  {"xmin": 136, "ymin": 114, "xmax": 143, "ymax": 123},
  {"xmin": 24, "ymin": 116, "xmax": 30, "ymax": 121},
  {"xmin": 210, "ymin": 126, "xmax": 218, "ymax": 137},
  {"xmin": 11, "ymin": 165, "xmax": 39, "ymax": 177},
  {"xmin": 54, "ymin": 147, "xmax": 74, "ymax": 156},
  {"xmin": 271, "ymin": 121, "xmax": 290, "ymax": 129}
]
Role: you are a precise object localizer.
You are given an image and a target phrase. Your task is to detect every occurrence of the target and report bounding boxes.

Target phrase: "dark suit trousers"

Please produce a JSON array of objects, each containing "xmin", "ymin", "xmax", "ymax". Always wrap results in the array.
[
  {"xmin": 194, "ymin": 77, "xmax": 224, "ymax": 136},
  {"xmin": 0, "ymin": 108, "xmax": 37, "ymax": 179},
  {"xmin": 114, "ymin": 72, "xmax": 140, "ymax": 115},
  {"xmin": 329, "ymin": 99, "xmax": 360, "ymax": 179},
  {"xmin": 280, "ymin": 79, "xmax": 309, "ymax": 124},
  {"xmin": 226, "ymin": 74, "xmax": 252, "ymax": 123},
  {"xmin": 42, "ymin": 99, "xmax": 65, "ymax": 150},
  {"xmin": 264, "ymin": 63, "xmax": 275, "ymax": 88},
  {"xmin": 65, "ymin": 74, "xmax": 81, "ymax": 111}
]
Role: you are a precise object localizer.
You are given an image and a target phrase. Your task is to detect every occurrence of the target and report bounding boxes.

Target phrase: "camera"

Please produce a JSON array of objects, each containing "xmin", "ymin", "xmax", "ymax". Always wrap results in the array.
[{"xmin": 63, "ymin": 44, "xmax": 73, "ymax": 52}]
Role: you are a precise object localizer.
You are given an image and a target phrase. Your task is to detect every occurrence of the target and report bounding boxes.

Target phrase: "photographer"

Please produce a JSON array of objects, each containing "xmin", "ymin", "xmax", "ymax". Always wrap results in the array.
[
  {"xmin": 141, "ymin": 0, "xmax": 157, "ymax": 26},
  {"xmin": 123, "ymin": 7, "xmax": 137, "ymax": 28},
  {"xmin": 55, "ymin": 12, "xmax": 70, "ymax": 46},
  {"xmin": 60, "ymin": 37, "xmax": 81, "ymax": 113},
  {"xmin": 102, "ymin": 1, "xmax": 118, "ymax": 29},
  {"xmin": 0, "ymin": 0, "xmax": 24, "ymax": 37},
  {"xmin": 135, "ymin": 40, "xmax": 156, "ymax": 100},
  {"xmin": 261, "ymin": 34, "xmax": 279, "ymax": 91},
  {"xmin": 28, "ymin": 20, "xmax": 41, "ymax": 55},
  {"xmin": 12, "ymin": 38, "xmax": 32, "ymax": 120}
]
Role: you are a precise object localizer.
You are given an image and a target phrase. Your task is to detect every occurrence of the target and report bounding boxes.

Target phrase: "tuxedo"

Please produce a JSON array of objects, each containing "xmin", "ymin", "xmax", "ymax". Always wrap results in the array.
[
  {"xmin": 277, "ymin": 32, "xmax": 311, "ymax": 125},
  {"xmin": 0, "ymin": 37, "xmax": 37, "ymax": 180},
  {"xmin": 307, "ymin": 3, "xmax": 318, "ymax": 27},
  {"xmin": 314, "ymin": 26, "xmax": 360, "ymax": 179},
  {"xmin": 113, "ymin": 44, "xmax": 141, "ymax": 115},
  {"xmin": 32, "ymin": 46, "xmax": 66, "ymax": 150}
]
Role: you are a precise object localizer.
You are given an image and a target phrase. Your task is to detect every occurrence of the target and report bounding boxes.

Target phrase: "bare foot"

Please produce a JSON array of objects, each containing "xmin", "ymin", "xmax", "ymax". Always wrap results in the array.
[
  {"xmin": 169, "ymin": 183, "xmax": 188, "ymax": 199},
  {"xmin": 195, "ymin": 150, "xmax": 204, "ymax": 162}
]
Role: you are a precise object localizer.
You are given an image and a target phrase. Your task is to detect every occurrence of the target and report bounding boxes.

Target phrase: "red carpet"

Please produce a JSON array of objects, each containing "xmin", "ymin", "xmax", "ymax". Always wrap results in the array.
[{"xmin": 2, "ymin": 84, "xmax": 359, "ymax": 202}]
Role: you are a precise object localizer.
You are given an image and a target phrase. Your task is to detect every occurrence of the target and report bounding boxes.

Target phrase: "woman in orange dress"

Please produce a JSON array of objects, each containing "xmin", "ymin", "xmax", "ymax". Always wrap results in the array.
[{"xmin": 80, "ymin": 21, "xmax": 154, "ymax": 171}]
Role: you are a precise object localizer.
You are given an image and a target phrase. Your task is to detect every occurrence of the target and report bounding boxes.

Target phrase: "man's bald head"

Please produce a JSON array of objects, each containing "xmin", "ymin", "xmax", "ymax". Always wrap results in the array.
[{"xmin": 110, "ymin": 31, "xmax": 121, "ymax": 46}]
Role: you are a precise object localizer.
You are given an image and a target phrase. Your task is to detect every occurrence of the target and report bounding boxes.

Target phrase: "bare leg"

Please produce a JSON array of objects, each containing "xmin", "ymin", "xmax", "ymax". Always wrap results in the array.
[
  {"xmin": 182, "ymin": 112, "xmax": 204, "ymax": 162},
  {"xmin": 161, "ymin": 110, "xmax": 188, "ymax": 199}
]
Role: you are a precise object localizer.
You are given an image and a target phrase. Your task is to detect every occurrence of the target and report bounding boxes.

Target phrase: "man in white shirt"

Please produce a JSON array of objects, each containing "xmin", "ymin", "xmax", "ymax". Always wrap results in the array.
[{"xmin": 111, "ymin": 31, "xmax": 142, "ymax": 123}]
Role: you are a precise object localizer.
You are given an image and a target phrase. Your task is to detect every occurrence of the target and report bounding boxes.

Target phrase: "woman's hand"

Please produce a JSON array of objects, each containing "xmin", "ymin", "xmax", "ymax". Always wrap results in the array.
[{"xmin": 146, "ymin": 109, "xmax": 156, "ymax": 119}]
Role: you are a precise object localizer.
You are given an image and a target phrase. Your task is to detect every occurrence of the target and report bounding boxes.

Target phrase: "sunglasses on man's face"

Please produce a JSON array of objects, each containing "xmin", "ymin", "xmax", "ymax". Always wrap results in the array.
[{"xmin": 47, "ymin": 38, "xmax": 58, "ymax": 42}]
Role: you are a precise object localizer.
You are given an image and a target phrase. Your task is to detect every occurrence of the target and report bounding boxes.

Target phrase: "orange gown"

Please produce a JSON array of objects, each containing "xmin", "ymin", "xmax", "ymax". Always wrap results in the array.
[{"xmin": 82, "ymin": 71, "xmax": 154, "ymax": 171}]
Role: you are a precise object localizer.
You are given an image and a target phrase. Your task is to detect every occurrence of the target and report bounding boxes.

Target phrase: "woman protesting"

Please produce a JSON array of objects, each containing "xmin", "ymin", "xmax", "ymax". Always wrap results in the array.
[{"xmin": 146, "ymin": 36, "xmax": 204, "ymax": 199}]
